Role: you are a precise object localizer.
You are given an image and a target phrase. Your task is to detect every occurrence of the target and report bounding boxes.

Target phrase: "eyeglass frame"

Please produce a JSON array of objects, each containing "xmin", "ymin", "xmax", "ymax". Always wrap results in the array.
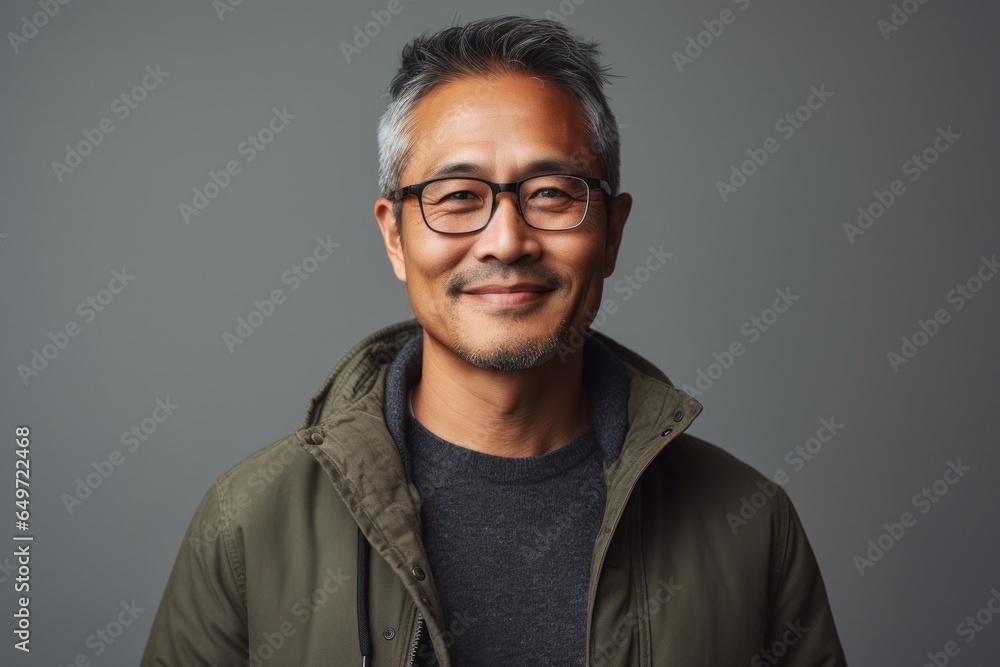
[{"xmin": 390, "ymin": 174, "xmax": 614, "ymax": 234}]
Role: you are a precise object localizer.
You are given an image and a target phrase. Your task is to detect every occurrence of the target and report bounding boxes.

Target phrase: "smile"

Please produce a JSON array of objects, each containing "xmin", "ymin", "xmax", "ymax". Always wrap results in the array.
[{"xmin": 463, "ymin": 290, "xmax": 553, "ymax": 306}]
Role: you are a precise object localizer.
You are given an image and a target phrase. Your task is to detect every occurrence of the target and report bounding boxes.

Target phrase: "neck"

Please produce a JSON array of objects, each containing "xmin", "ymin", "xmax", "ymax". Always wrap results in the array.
[{"xmin": 411, "ymin": 331, "xmax": 591, "ymax": 458}]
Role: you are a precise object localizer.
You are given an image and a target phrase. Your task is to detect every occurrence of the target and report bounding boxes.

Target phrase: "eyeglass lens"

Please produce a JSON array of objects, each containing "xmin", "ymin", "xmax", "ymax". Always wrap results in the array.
[{"xmin": 419, "ymin": 176, "xmax": 591, "ymax": 232}]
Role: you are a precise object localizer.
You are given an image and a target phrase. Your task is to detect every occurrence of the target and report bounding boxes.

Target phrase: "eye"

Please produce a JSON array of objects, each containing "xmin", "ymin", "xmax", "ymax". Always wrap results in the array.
[{"xmin": 443, "ymin": 190, "xmax": 478, "ymax": 201}]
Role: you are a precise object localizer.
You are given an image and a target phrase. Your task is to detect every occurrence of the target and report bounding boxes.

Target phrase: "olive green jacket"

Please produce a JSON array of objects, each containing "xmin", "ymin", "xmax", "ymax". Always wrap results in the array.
[{"xmin": 141, "ymin": 318, "xmax": 847, "ymax": 666}]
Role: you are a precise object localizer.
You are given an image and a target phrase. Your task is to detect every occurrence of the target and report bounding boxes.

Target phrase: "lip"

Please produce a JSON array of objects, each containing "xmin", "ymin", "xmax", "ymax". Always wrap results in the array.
[
  {"xmin": 463, "ymin": 283, "xmax": 554, "ymax": 294},
  {"xmin": 462, "ymin": 283, "xmax": 555, "ymax": 307}
]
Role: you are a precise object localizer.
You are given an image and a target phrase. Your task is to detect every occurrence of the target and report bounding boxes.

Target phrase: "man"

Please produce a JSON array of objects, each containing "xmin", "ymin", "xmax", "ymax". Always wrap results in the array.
[{"xmin": 142, "ymin": 15, "xmax": 847, "ymax": 667}]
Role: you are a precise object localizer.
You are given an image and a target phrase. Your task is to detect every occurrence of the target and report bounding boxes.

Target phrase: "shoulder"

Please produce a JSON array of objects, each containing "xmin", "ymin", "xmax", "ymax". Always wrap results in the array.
[
  {"xmin": 215, "ymin": 433, "xmax": 314, "ymax": 499},
  {"xmin": 205, "ymin": 432, "xmax": 331, "ymax": 528},
  {"xmin": 642, "ymin": 433, "xmax": 807, "ymax": 608},
  {"xmin": 593, "ymin": 330, "xmax": 793, "ymax": 534},
  {"xmin": 654, "ymin": 432, "xmax": 778, "ymax": 489},
  {"xmin": 186, "ymin": 431, "xmax": 350, "ymax": 573},
  {"xmin": 183, "ymin": 433, "xmax": 321, "ymax": 546},
  {"xmin": 644, "ymin": 432, "xmax": 794, "ymax": 544}
]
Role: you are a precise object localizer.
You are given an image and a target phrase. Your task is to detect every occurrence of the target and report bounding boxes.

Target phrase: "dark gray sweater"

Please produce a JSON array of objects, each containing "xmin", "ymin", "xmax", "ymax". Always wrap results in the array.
[{"xmin": 384, "ymin": 332, "xmax": 629, "ymax": 666}]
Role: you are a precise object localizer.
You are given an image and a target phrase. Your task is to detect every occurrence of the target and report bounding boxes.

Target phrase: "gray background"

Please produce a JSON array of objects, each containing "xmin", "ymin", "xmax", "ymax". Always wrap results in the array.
[{"xmin": 2, "ymin": 0, "xmax": 998, "ymax": 664}]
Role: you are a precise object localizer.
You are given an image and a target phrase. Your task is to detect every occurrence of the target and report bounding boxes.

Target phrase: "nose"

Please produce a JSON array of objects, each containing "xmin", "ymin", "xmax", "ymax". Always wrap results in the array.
[{"xmin": 471, "ymin": 191, "xmax": 542, "ymax": 264}]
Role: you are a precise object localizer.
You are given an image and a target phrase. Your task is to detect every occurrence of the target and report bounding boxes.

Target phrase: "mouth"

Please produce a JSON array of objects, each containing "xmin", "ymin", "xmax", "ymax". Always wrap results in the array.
[{"xmin": 462, "ymin": 283, "xmax": 556, "ymax": 307}]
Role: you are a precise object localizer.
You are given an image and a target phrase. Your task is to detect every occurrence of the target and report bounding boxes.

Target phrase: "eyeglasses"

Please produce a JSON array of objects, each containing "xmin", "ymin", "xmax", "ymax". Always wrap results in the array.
[{"xmin": 391, "ymin": 174, "xmax": 612, "ymax": 234}]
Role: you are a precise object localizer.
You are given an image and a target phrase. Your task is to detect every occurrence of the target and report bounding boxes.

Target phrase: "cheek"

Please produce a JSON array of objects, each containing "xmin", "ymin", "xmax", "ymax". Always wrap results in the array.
[
  {"xmin": 551, "ymin": 236, "xmax": 607, "ymax": 282},
  {"xmin": 403, "ymin": 236, "xmax": 471, "ymax": 288}
]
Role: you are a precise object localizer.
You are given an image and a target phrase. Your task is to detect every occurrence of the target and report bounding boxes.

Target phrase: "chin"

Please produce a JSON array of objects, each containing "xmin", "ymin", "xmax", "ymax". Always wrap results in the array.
[{"xmin": 448, "ymin": 321, "xmax": 572, "ymax": 371}]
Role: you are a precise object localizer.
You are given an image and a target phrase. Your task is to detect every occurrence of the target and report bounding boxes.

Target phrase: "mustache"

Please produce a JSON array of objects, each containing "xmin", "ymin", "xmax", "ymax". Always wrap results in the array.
[{"xmin": 446, "ymin": 263, "xmax": 566, "ymax": 297}]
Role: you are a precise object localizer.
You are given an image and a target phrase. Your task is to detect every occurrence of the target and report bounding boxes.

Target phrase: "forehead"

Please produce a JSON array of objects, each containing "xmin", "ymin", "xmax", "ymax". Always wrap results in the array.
[{"xmin": 403, "ymin": 72, "xmax": 596, "ymax": 179}]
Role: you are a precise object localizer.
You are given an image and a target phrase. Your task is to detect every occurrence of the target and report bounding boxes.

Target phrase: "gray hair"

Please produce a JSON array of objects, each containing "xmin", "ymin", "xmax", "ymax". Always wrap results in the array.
[{"xmin": 376, "ymin": 15, "xmax": 622, "ymax": 232}]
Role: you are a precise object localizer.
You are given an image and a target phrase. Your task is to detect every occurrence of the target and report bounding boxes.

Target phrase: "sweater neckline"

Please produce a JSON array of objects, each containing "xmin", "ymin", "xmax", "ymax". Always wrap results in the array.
[
  {"xmin": 405, "ymin": 385, "xmax": 599, "ymax": 484},
  {"xmin": 384, "ymin": 331, "xmax": 630, "ymax": 485}
]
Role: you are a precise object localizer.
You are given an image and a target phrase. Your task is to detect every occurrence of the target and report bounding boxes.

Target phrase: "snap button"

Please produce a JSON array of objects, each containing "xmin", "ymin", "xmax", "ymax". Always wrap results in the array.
[
  {"xmin": 672, "ymin": 410, "xmax": 684, "ymax": 422},
  {"xmin": 309, "ymin": 431, "xmax": 324, "ymax": 445},
  {"xmin": 420, "ymin": 596, "xmax": 430, "ymax": 605},
  {"xmin": 383, "ymin": 627, "xmax": 396, "ymax": 640},
  {"xmin": 412, "ymin": 566, "xmax": 426, "ymax": 580},
  {"xmin": 660, "ymin": 427, "xmax": 673, "ymax": 437}
]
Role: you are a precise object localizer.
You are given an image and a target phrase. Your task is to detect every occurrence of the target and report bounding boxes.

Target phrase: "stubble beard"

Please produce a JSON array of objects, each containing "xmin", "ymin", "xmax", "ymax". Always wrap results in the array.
[
  {"xmin": 449, "ymin": 318, "xmax": 573, "ymax": 371},
  {"xmin": 441, "ymin": 262, "xmax": 579, "ymax": 371}
]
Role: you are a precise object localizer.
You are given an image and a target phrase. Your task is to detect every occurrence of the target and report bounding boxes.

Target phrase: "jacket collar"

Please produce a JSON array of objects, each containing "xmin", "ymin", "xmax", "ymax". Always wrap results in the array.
[
  {"xmin": 297, "ymin": 317, "xmax": 700, "ymax": 425},
  {"xmin": 296, "ymin": 317, "xmax": 705, "ymax": 525},
  {"xmin": 381, "ymin": 325, "xmax": 632, "ymax": 482},
  {"xmin": 294, "ymin": 318, "xmax": 704, "ymax": 638}
]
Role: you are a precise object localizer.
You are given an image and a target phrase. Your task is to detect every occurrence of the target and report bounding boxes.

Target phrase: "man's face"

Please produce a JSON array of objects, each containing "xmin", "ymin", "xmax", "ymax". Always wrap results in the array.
[{"xmin": 374, "ymin": 72, "xmax": 631, "ymax": 371}]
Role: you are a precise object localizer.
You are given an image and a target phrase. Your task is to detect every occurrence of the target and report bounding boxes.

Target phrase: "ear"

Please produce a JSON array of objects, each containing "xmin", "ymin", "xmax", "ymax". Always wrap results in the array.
[
  {"xmin": 374, "ymin": 196, "xmax": 406, "ymax": 283},
  {"xmin": 602, "ymin": 192, "xmax": 632, "ymax": 278}
]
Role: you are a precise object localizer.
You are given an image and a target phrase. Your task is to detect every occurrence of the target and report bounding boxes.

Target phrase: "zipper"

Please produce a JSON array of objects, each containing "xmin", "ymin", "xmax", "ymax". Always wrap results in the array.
[{"xmin": 404, "ymin": 612, "xmax": 423, "ymax": 667}]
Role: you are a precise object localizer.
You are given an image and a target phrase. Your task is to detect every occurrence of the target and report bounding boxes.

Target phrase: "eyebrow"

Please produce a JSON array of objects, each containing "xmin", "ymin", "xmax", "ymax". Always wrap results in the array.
[{"xmin": 424, "ymin": 158, "xmax": 589, "ymax": 180}]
